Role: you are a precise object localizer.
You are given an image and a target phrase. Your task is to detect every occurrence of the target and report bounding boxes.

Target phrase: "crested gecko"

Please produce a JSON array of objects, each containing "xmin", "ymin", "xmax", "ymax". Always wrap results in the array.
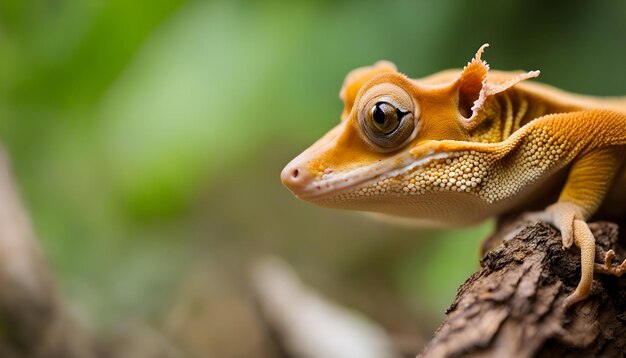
[{"xmin": 281, "ymin": 44, "xmax": 626, "ymax": 307}]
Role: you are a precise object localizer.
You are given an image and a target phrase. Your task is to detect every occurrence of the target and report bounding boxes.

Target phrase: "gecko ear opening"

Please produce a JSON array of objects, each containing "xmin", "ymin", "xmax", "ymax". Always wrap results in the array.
[
  {"xmin": 455, "ymin": 44, "xmax": 490, "ymax": 122},
  {"xmin": 454, "ymin": 44, "xmax": 540, "ymax": 128},
  {"xmin": 339, "ymin": 61, "xmax": 397, "ymax": 120}
]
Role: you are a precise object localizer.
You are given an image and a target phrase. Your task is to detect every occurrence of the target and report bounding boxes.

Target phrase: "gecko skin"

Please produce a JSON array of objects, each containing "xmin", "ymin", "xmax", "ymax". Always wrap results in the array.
[{"xmin": 281, "ymin": 44, "xmax": 626, "ymax": 307}]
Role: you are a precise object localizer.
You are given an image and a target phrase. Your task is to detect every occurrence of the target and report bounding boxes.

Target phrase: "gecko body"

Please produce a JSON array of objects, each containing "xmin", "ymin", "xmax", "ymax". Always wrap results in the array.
[{"xmin": 281, "ymin": 45, "xmax": 626, "ymax": 307}]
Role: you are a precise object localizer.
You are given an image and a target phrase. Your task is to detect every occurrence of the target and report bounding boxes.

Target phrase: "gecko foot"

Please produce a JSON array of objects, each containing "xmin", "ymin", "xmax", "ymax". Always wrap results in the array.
[
  {"xmin": 562, "ymin": 219, "xmax": 596, "ymax": 308},
  {"xmin": 595, "ymin": 249, "xmax": 626, "ymax": 277},
  {"xmin": 522, "ymin": 202, "xmax": 585, "ymax": 250},
  {"xmin": 522, "ymin": 207, "xmax": 595, "ymax": 308}
]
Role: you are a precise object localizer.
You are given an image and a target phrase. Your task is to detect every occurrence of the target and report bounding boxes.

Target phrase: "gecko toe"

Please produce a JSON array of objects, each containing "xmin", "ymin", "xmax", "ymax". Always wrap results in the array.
[{"xmin": 595, "ymin": 249, "xmax": 626, "ymax": 277}]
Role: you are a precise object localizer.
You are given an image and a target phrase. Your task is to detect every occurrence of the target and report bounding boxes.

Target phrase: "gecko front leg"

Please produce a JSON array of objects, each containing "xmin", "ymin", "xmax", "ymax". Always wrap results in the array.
[{"xmin": 525, "ymin": 146, "xmax": 625, "ymax": 307}]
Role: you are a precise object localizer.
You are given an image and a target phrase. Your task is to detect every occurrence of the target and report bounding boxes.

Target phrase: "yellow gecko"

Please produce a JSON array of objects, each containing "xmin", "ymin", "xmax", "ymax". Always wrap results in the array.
[{"xmin": 281, "ymin": 44, "xmax": 626, "ymax": 307}]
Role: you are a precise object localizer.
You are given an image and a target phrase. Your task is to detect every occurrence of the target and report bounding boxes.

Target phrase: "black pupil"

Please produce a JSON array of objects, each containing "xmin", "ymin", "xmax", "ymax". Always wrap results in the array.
[{"xmin": 373, "ymin": 104, "xmax": 386, "ymax": 124}]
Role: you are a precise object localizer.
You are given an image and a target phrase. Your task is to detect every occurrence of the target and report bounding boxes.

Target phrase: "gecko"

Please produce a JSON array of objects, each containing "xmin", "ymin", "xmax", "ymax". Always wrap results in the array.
[{"xmin": 280, "ymin": 44, "xmax": 626, "ymax": 307}]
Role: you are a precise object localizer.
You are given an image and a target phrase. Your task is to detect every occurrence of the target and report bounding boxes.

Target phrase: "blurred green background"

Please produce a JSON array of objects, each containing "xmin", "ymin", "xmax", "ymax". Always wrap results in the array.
[{"xmin": 1, "ymin": 0, "xmax": 625, "ymax": 356}]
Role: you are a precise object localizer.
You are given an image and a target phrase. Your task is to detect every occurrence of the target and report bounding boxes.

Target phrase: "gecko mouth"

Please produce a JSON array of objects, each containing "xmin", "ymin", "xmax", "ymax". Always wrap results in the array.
[{"xmin": 281, "ymin": 151, "xmax": 454, "ymax": 201}]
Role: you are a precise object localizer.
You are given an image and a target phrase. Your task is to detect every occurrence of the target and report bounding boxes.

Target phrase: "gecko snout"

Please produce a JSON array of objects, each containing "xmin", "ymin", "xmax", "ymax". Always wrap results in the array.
[{"xmin": 281, "ymin": 162, "xmax": 314, "ymax": 196}]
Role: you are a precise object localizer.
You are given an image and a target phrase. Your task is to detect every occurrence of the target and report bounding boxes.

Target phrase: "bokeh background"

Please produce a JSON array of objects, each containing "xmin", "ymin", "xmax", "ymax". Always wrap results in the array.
[{"xmin": 1, "ymin": 0, "xmax": 625, "ymax": 356}]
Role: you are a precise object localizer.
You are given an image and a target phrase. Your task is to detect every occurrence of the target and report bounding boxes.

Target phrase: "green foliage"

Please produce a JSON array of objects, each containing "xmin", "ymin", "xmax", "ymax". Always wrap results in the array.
[{"xmin": 0, "ymin": 0, "xmax": 624, "ymax": 330}]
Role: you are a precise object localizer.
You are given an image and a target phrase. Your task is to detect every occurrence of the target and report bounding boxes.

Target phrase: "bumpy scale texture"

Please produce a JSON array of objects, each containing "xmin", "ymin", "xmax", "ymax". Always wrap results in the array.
[{"xmin": 333, "ymin": 125, "xmax": 573, "ymax": 205}]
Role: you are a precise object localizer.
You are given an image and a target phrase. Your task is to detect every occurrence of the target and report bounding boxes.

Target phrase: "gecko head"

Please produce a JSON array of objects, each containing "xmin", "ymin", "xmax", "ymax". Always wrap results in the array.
[
  {"xmin": 281, "ymin": 60, "xmax": 460, "ymax": 212},
  {"xmin": 281, "ymin": 44, "xmax": 538, "ymax": 223}
]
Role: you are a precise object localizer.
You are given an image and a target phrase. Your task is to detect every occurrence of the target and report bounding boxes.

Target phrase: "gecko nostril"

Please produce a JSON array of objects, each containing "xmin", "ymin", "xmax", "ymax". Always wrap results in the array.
[{"xmin": 281, "ymin": 164, "xmax": 309, "ymax": 189}]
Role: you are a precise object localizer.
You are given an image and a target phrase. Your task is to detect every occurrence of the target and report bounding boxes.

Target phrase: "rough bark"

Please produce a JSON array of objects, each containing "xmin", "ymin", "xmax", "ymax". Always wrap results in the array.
[
  {"xmin": 0, "ymin": 148, "xmax": 96, "ymax": 358},
  {"xmin": 420, "ymin": 221, "xmax": 626, "ymax": 358}
]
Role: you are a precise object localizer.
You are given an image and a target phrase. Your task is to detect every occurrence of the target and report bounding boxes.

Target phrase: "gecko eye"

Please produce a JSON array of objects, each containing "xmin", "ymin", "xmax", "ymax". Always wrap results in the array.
[
  {"xmin": 370, "ymin": 102, "xmax": 403, "ymax": 134},
  {"xmin": 359, "ymin": 84, "xmax": 418, "ymax": 152}
]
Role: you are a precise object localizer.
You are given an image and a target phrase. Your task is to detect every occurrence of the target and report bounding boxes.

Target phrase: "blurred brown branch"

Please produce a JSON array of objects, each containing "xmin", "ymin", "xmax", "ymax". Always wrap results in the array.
[
  {"xmin": 251, "ymin": 257, "xmax": 403, "ymax": 358},
  {"xmin": 420, "ymin": 221, "xmax": 626, "ymax": 357},
  {"xmin": 251, "ymin": 221, "xmax": 626, "ymax": 357},
  {"xmin": 0, "ymin": 147, "xmax": 95, "ymax": 358}
]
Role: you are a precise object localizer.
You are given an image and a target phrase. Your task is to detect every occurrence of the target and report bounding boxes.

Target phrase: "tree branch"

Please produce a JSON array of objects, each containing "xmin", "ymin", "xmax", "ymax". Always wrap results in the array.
[
  {"xmin": 0, "ymin": 148, "xmax": 95, "ymax": 358},
  {"xmin": 420, "ymin": 221, "xmax": 626, "ymax": 357}
]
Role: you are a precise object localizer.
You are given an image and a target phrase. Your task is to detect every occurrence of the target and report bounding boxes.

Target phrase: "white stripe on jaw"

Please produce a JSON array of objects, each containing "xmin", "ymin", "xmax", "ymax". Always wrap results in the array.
[{"xmin": 303, "ymin": 151, "xmax": 456, "ymax": 199}]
